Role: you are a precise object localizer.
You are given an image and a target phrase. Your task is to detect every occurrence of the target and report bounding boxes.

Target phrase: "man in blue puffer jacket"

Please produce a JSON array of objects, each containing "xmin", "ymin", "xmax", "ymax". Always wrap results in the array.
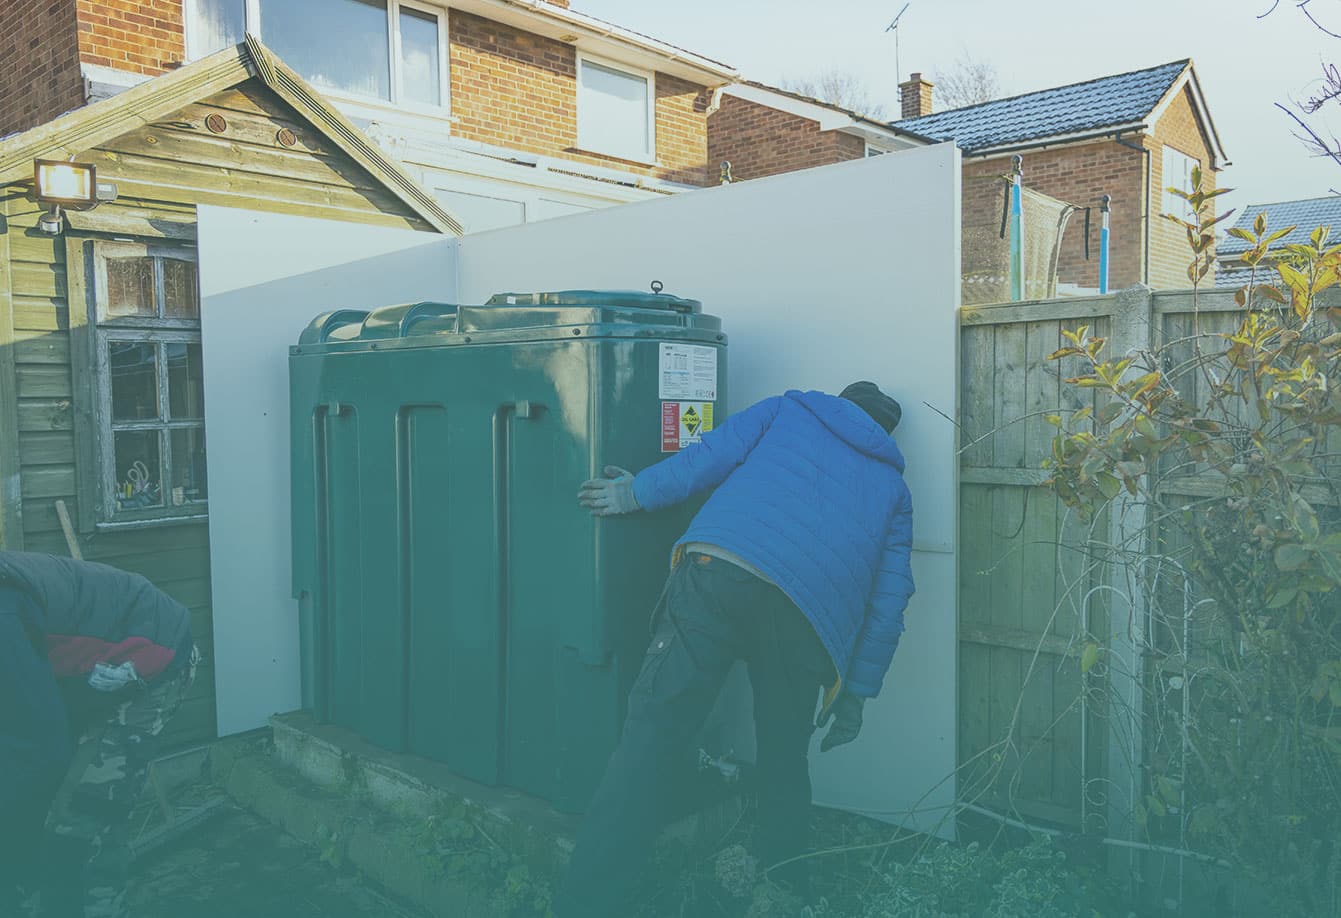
[{"xmin": 558, "ymin": 381, "xmax": 914, "ymax": 917}]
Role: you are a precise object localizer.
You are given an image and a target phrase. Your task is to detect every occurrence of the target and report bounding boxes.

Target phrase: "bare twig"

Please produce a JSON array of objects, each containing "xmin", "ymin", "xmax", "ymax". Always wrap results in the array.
[{"xmin": 1277, "ymin": 101, "xmax": 1341, "ymax": 168}]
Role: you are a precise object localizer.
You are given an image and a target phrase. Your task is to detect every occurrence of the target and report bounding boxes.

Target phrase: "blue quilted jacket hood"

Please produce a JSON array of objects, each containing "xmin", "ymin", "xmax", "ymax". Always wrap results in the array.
[{"xmin": 633, "ymin": 391, "xmax": 915, "ymax": 698}]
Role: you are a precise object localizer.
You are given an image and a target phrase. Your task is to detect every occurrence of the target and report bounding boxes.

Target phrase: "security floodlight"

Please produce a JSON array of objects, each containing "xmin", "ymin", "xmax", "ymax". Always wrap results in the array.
[{"xmin": 34, "ymin": 160, "xmax": 97, "ymax": 206}]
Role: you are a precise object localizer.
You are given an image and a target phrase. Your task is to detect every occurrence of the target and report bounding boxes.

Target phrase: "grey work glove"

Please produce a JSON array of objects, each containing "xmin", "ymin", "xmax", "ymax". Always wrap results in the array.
[
  {"xmin": 818, "ymin": 692, "xmax": 865, "ymax": 752},
  {"xmin": 577, "ymin": 466, "xmax": 641, "ymax": 516}
]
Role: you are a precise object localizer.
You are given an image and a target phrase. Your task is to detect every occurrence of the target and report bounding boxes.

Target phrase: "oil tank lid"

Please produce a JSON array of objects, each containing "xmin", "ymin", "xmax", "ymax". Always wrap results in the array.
[{"xmin": 485, "ymin": 288, "xmax": 701, "ymax": 314}]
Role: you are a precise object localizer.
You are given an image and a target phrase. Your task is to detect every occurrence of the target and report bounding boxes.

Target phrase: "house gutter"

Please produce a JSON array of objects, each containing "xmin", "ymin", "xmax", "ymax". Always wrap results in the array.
[{"xmin": 1114, "ymin": 131, "xmax": 1152, "ymax": 286}]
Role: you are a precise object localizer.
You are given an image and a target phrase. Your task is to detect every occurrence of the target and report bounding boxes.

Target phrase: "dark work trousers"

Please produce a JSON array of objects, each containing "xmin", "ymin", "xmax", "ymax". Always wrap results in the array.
[
  {"xmin": 557, "ymin": 552, "xmax": 833, "ymax": 918},
  {"xmin": 0, "ymin": 588, "xmax": 73, "ymax": 908}
]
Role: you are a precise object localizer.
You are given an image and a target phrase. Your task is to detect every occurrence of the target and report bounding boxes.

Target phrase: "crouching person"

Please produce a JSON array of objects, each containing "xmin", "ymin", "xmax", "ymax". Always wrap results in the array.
[
  {"xmin": 0, "ymin": 551, "xmax": 197, "ymax": 918},
  {"xmin": 558, "ymin": 382, "xmax": 915, "ymax": 917}
]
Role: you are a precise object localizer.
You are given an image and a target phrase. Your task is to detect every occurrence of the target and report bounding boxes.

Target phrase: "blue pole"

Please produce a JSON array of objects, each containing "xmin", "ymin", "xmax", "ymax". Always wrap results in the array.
[
  {"xmin": 1098, "ymin": 194, "xmax": 1111, "ymax": 295},
  {"xmin": 1009, "ymin": 156, "xmax": 1024, "ymax": 302}
]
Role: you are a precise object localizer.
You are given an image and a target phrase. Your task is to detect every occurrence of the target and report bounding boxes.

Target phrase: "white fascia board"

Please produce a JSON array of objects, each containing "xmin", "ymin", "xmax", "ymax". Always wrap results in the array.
[
  {"xmin": 80, "ymin": 62, "xmax": 153, "ymax": 102},
  {"xmin": 1147, "ymin": 66, "xmax": 1229, "ymax": 169},
  {"xmin": 447, "ymin": 0, "xmax": 738, "ymax": 86},
  {"xmin": 722, "ymin": 83, "xmax": 917, "ymax": 149}
]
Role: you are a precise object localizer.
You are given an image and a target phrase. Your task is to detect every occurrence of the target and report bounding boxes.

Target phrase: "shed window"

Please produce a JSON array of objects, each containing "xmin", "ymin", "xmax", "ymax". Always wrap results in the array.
[
  {"xmin": 90, "ymin": 243, "xmax": 208, "ymax": 524},
  {"xmin": 1162, "ymin": 146, "xmax": 1200, "ymax": 223},
  {"xmin": 577, "ymin": 57, "xmax": 655, "ymax": 163}
]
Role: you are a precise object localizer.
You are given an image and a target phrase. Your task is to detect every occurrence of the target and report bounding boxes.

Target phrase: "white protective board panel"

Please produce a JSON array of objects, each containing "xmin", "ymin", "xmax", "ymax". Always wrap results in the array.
[
  {"xmin": 197, "ymin": 207, "xmax": 456, "ymax": 736},
  {"xmin": 455, "ymin": 144, "xmax": 961, "ymax": 835}
]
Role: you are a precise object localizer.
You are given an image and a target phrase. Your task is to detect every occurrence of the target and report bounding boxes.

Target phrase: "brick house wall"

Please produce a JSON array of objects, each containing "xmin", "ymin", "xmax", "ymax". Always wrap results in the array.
[
  {"xmin": 0, "ymin": 0, "xmax": 84, "ymax": 136},
  {"xmin": 74, "ymin": 0, "xmax": 185, "ymax": 75},
  {"xmin": 961, "ymin": 143, "xmax": 1146, "ymax": 293},
  {"xmin": 2, "ymin": 3, "xmax": 713, "ymax": 187},
  {"xmin": 1147, "ymin": 85, "xmax": 1217, "ymax": 289},
  {"xmin": 449, "ymin": 10, "xmax": 712, "ymax": 186},
  {"xmin": 706, "ymin": 94, "xmax": 865, "ymax": 182}
]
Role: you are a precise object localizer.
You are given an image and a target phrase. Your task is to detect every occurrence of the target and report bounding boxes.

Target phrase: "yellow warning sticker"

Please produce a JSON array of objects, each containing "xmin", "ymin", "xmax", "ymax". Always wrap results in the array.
[{"xmin": 662, "ymin": 401, "xmax": 715, "ymax": 452}]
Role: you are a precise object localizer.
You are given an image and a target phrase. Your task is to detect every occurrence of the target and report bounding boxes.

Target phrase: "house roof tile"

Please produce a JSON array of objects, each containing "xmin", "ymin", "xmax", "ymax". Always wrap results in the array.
[{"xmin": 893, "ymin": 60, "xmax": 1189, "ymax": 153}]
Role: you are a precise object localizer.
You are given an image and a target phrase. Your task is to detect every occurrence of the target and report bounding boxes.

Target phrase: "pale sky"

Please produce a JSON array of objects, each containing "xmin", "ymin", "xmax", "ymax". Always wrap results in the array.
[{"xmin": 575, "ymin": 0, "xmax": 1341, "ymax": 213}]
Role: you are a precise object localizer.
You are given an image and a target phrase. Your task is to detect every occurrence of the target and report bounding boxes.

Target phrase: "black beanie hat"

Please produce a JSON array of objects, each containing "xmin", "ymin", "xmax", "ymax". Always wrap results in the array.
[{"xmin": 840, "ymin": 381, "xmax": 902, "ymax": 433}]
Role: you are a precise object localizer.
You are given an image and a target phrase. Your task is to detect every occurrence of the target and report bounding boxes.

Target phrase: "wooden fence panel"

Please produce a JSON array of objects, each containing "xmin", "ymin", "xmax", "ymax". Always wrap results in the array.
[{"xmin": 959, "ymin": 299, "xmax": 1118, "ymax": 827}]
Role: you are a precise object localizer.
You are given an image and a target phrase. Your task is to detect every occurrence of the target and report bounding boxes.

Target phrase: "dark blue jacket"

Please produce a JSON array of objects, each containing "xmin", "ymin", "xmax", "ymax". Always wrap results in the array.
[{"xmin": 633, "ymin": 391, "xmax": 915, "ymax": 698}]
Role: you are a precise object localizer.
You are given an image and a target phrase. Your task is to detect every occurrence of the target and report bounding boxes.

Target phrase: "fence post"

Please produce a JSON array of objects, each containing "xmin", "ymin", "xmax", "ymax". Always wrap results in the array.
[{"xmin": 1103, "ymin": 284, "xmax": 1154, "ymax": 887}]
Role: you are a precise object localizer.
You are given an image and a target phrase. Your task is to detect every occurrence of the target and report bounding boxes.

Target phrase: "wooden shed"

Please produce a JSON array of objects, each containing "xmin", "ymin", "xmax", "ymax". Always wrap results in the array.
[{"xmin": 0, "ymin": 37, "xmax": 461, "ymax": 745}]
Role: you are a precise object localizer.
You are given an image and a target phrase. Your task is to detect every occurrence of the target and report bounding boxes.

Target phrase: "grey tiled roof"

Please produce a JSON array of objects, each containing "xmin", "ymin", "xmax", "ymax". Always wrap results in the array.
[
  {"xmin": 1217, "ymin": 196, "xmax": 1341, "ymax": 256},
  {"xmin": 1215, "ymin": 195, "xmax": 1341, "ymax": 286},
  {"xmin": 894, "ymin": 60, "xmax": 1188, "ymax": 153}
]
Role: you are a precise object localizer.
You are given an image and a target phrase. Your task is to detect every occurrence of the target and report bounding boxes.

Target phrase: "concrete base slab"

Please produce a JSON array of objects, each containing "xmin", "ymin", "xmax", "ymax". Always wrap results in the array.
[{"xmin": 270, "ymin": 712, "xmax": 580, "ymax": 856}]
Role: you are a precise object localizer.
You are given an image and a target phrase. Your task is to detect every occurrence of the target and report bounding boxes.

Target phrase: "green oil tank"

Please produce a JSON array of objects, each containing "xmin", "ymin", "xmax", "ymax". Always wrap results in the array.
[{"xmin": 289, "ymin": 290, "xmax": 726, "ymax": 812}]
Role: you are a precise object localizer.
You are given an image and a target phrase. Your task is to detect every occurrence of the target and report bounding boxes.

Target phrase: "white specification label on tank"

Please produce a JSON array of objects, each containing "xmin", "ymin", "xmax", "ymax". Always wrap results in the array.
[{"xmin": 659, "ymin": 343, "xmax": 717, "ymax": 401}]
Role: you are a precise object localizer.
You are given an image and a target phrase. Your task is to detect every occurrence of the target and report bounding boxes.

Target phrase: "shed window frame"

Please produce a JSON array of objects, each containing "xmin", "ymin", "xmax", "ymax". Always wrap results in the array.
[
  {"xmin": 576, "ymin": 52, "xmax": 657, "ymax": 165},
  {"xmin": 77, "ymin": 240, "xmax": 209, "ymax": 530},
  {"xmin": 184, "ymin": 0, "xmax": 450, "ymax": 117}
]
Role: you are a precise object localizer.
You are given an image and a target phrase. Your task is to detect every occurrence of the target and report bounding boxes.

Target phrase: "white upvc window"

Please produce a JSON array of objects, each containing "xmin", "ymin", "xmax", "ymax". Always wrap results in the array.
[
  {"xmin": 1161, "ymin": 145, "xmax": 1200, "ymax": 223},
  {"xmin": 184, "ymin": 0, "xmax": 449, "ymax": 114},
  {"xmin": 865, "ymin": 143, "xmax": 890, "ymax": 157},
  {"xmin": 576, "ymin": 54, "xmax": 656, "ymax": 164}
]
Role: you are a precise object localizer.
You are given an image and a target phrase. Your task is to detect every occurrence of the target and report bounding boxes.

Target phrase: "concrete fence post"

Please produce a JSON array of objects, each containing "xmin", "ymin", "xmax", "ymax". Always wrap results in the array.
[{"xmin": 1103, "ymin": 284, "xmax": 1154, "ymax": 885}]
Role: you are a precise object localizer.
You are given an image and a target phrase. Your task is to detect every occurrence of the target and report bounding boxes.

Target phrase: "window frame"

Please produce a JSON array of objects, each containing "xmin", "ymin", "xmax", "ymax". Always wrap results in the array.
[
  {"xmin": 71, "ymin": 238, "xmax": 209, "ymax": 530},
  {"xmin": 184, "ymin": 0, "xmax": 450, "ymax": 116},
  {"xmin": 1161, "ymin": 145, "xmax": 1200, "ymax": 223},
  {"xmin": 575, "ymin": 52, "xmax": 657, "ymax": 165}
]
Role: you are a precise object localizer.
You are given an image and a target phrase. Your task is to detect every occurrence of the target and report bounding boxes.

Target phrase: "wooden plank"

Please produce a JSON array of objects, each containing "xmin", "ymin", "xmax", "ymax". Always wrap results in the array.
[
  {"xmin": 175, "ymin": 99, "xmax": 327, "ymax": 155},
  {"xmin": 98, "ymin": 175, "xmax": 424, "ymax": 232},
  {"xmin": 0, "ymin": 196, "xmax": 23, "ymax": 548},
  {"xmin": 8, "ymin": 231, "xmax": 64, "ymax": 264},
  {"xmin": 958, "ymin": 483, "xmax": 994, "ymax": 626},
  {"xmin": 10, "ymin": 260, "xmax": 66, "ymax": 299},
  {"xmin": 1021, "ymin": 487, "xmax": 1060, "ymax": 638},
  {"xmin": 958, "ymin": 642, "xmax": 994, "ymax": 801},
  {"xmin": 987, "ymin": 645, "xmax": 1023, "ymax": 804},
  {"xmin": 1153, "ymin": 290, "xmax": 1251, "ymax": 314},
  {"xmin": 959, "ymin": 324, "xmax": 995, "ymax": 468},
  {"xmin": 20, "ymin": 465, "xmax": 75, "ymax": 499},
  {"xmin": 960, "ymin": 466, "xmax": 1051, "ymax": 487},
  {"xmin": 18, "ymin": 431, "xmax": 75, "ymax": 466},
  {"xmin": 64, "ymin": 237, "xmax": 99, "ymax": 535},
  {"xmin": 992, "ymin": 323, "xmax": 1027, "ymax": 468},
  {"xmin": 1052, "ymin": 656, "xmax": 1086, "ymax": 821},
  {"xmin": 16, "ymin": 364, "xmax": 72, "ymax": 398},
  {"xmin": 12, "ymin": 295, "xmax": 68, "ymax": 332},
  {"xmin": 1022, "ymin": 321, "xmax": 1059, "ymax": 470},
  {"xmin": 106, "ymin": 127, "xmax": 383, "ymax": 192},
  {"xmin": 960, "ymin": 624, "xmax": 1079, "ymax": 659},
  {"xmin": 989, "ymin": 485, "xmax": 1025, "ymax": 632},
  {"xmin": 1017, "ymin": 649, "xmax": 1057, "ymax": 804},
  {"xmin": 65, "ymin": 206, "xmax": 196, "ymax": 240},
  {"xmin": 17, "ymin": 398, "xmax": 73, "ymax": 432},
  {"xmin": 203, "ymin": 82, "xmax": 316, "ymax": 123},
  {"xmin": 85, "ymin": 148, "xmax": 419, "ymax": 218},
  {"xmin": 961, "ymin": 295, "xmax": 1117, "ymax": 326},
  {"xmin": 14, "ymin": 333, "xmax": 69, "ymax": 365},
  {"xmin": 81, "ymin": 522, "xmax": 210, "ymax": 559}
]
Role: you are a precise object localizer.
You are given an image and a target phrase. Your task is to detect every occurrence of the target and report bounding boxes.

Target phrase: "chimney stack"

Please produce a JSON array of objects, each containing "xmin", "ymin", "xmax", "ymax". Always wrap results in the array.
[{"xmin": 899, "ymin": 73, "xmax": 933, "ymax": 119}]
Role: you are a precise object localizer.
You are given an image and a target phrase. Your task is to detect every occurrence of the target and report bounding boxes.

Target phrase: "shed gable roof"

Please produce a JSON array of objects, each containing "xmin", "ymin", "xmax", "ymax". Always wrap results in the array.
[
  {"xmin": 894, "ymin": 60, "xmax": 1223, "ymax": 163},
  {"xmin": 0, "ymin": 37, "xmax": 462, "ymax": 234}
]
